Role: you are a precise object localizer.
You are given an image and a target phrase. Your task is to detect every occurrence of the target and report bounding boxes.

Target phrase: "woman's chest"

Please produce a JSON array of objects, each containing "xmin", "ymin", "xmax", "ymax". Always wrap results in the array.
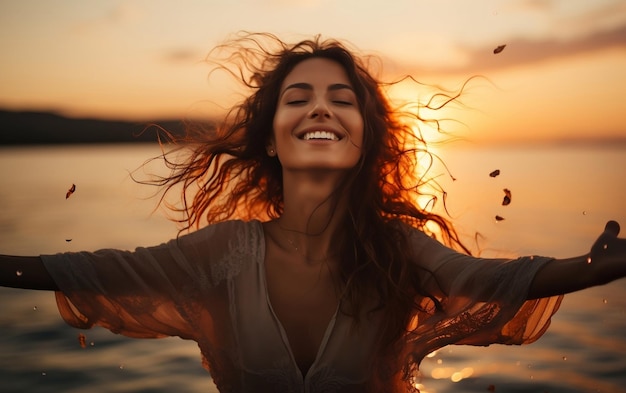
[
  {"xmin": 221, "ymin": 249, "xmax": 384, "ymax": 389},
  {"xmin": 264, "ymin": 254, "xmax": 340, "ymax": 376}
]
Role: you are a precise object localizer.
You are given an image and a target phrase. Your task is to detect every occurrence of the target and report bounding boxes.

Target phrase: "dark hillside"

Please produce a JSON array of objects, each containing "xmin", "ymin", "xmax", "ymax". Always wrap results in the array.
[{"xmin": 0, "ymin": 110, "xmax": 196, "ymax": 145}]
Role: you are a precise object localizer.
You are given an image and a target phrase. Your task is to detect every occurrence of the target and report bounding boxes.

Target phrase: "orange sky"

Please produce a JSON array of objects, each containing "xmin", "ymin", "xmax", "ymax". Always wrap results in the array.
[{"xmin": 0, "ymin": 0, "xmax": 624, "ymax": 144}]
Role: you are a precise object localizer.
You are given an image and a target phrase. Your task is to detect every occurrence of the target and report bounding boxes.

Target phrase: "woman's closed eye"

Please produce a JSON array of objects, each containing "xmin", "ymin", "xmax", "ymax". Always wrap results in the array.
[
  {"xmin": 286, "ymin": 99, "xmax": 308, "ymax": 105},
  {"xmin": 329, "ymin": 91, "xmax": 357, "ymax": 106},
  {"xmin": 332, "ymin": 99, "xmax": 354, "ymax": 106},
  {"xmin": 286, "ymin": 99, "xmax": 353, "ymax": 106}
]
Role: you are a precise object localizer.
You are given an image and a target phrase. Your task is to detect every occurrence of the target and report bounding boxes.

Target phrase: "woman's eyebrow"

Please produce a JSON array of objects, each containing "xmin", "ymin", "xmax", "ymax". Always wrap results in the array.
[
  {"xmin": 328, "ymin": 83, "xmax": 354, "ymax": 92},
  {"xmin": 281, "ymin": 82, "xmax": 354, "ymax": 97},
  {"xmin": 283, "ymin": 82, "xmax": 312, "ymax": 92}
]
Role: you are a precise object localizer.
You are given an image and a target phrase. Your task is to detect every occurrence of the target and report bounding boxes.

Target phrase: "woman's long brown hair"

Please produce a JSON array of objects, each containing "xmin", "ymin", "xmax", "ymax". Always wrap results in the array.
[{"xmin": 145, "ymin": 31, "xmax": 471, "ymax": 377}]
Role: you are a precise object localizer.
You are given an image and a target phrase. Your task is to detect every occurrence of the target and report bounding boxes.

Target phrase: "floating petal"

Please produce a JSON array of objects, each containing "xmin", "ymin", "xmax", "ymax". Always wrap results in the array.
[{"xmin": 493, "ymin": 44, "xmax": 506, "ymax": 54}]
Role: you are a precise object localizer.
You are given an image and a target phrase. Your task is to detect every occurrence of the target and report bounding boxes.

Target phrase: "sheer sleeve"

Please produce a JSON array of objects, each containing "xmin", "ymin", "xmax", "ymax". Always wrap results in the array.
[
  {"xmin": 40, "ymin": 220, "xmax": 249, "ymax": 341},
  {"xmin": 404, "ymin": 227, "xmax": 563, "ymax": 363}
]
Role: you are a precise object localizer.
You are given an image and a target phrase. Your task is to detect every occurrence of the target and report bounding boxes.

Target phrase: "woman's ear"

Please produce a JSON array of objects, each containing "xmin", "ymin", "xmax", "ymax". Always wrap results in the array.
[{"xmin": 266, "ymin": 137, "xmax": 276, "ymax": 157}]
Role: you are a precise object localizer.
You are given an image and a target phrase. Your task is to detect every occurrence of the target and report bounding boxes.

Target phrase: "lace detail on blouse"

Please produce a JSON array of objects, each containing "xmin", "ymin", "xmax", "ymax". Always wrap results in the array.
[
  {"xmin": 308, "ymin": 366, "xmax": 359, "ymax": 393},
  {"xmin": 207, "ymin": 222, "xmax": 259, "ymax": 286},
  {"xmin": 41, "ymin": 220, "xmax": 564, "ymax": 393},
  {"xmin": 253, "ymin": 358, "xmax": 302, "ymax": 393}
]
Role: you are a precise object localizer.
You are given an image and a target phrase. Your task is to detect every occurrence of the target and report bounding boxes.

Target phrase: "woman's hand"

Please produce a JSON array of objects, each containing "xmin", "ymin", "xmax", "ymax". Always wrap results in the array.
[
  {"xmin": 0, "ymin": 255, "xmax": 58, "ymax": 291},
  {"xmin": 588, "ymin": 220, "xmax": 626, "ymax": 282},
  {"xmin": 527, "ymin": 220, "xmax": 626, "ymax": 299}
]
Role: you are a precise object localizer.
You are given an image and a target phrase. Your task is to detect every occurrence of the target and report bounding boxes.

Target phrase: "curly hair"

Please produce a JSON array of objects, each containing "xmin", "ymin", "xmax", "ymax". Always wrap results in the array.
[{"xmin": 148, "ymin": 31, "xmax": 470, "ymax": 375}]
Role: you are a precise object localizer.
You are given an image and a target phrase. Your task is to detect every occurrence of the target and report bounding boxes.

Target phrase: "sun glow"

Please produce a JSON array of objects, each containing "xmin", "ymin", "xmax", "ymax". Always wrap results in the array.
[
  {"xmin": 386, "ymin": 75, "xmax": 471, "ymax": 142},
  {"xmin": 398, "ymin": 98, "xmax": 455, "ymax": 229}
]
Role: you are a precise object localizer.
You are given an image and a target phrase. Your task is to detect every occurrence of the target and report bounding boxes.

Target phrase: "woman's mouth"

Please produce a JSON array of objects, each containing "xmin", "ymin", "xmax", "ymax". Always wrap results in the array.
[{"xmin": 300, "ymin": 130, "xmax": 340, "ymax": 141}]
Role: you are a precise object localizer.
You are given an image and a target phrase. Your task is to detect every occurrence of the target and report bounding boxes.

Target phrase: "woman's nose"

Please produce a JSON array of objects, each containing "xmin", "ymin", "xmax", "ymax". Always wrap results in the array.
[{"xmin": 308, "ymin": 99, "xmax": 331, "ymax": 119}]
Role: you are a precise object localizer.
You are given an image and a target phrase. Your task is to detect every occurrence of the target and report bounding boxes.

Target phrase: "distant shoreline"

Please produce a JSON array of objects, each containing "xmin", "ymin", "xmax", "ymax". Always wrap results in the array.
[
  {"xmin": 1, "ymin": 109, "xmax": 624, "ymax": 147},
  {"xmin": 0, "ymin": 110, "xmax": 211, "ymax": 145}
]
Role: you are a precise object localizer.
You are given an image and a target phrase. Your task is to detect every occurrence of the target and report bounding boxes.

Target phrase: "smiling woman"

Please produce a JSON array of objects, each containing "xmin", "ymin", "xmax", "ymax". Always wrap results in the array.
[
  {"xmin": 1, "ymin": 32, "xmax": 625, "ymax": 393},
  {"xmin": 269, "ymin": 58, "xmax": 364, "ymax": 173}
]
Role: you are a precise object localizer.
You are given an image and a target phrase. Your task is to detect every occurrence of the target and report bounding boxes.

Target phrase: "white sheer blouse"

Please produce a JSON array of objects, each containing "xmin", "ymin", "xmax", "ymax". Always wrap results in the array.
[{"xmin": 41, "ymin": 220, "xmax": 562, "ymax": 392}]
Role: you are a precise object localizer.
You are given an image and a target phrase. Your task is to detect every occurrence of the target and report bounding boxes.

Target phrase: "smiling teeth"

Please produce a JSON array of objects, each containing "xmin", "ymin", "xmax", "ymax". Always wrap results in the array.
[{"xmin": 302, "ymin": 131, "xmax": 339, "ymax": 141}]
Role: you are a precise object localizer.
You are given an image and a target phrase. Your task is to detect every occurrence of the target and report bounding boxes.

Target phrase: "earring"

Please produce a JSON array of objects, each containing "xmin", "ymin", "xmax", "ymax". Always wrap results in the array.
[{"xmin": 268, "ymin": 148, "xmax": 276, "ymax": 156}]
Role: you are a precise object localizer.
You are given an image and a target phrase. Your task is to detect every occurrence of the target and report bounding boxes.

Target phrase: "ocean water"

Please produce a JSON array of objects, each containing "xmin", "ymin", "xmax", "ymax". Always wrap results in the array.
[{"xmin": 0, "ymin": 143, "xmax": 625, "ymax": 393}]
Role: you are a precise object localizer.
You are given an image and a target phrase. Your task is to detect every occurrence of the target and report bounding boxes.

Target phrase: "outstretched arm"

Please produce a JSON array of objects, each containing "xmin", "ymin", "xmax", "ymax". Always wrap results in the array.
[
  {"xmin": 0, "ymin": 255, "xmax": 59, "ymax": 291},
  {"xmin": 528, "ymin": 221, "xmax": 626, "ymax": 299}
]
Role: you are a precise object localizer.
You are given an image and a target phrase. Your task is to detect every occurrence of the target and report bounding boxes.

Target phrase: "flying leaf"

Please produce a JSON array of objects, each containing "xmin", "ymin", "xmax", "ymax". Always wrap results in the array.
[
  {"xmin": 66, "ymin": 184, "xmax": 76, "ymax": 199},
  {"xmin": 493, "ymin": 44, "xmax": 506, "ymax": 54},
  {"xmin": 78, "ymin": 333, "xmax": 87, "ymax": 349},
  {"xmin": 502, "ymin": 188, "xmax": 511, "ymax": 206},
  {"xmin": 489, "ymin": 169, "xmax": 500, "ymax": 178}
]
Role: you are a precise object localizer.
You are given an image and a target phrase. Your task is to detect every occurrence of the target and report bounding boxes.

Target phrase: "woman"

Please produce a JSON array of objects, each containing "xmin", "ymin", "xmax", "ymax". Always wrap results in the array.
[{"xmin": 1, "ymin": 33, "xmax": 625, "ymax": 392}]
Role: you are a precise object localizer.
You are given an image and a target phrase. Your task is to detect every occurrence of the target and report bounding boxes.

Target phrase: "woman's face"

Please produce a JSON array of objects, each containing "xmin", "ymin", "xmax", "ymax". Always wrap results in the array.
[{"xmin": 270, "ymin": 57, "xmax": 364, "ymax": 172}]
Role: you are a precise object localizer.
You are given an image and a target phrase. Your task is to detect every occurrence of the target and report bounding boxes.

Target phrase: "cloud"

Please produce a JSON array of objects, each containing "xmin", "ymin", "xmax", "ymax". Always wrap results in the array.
[
  {"xmin": 161, "ymin": 48, "xmax": 203, "ymax": 64},
  {"xmin": 515, "ymin": 0, "xmax": 557, "ymax": 12},
  {"xmin": 68, "ymin": 2, "xmax": 145, "ymax": 36},
  {"xmin": 556, "ymin": 1, "xmax": 626, "ymax": 36},
  {"xmin": 391, "ymin": 23, "xmax": 626, "ymax": 76},
  {"xmin": 463, "ymin": 23, "xmax": 626, "ymax": 73},
  {"xmin": 106, "ymin": 2, "xmax": 144, "ymax": 24},
  {"xmin": 259, "ymin": 0, "xmax": 328, "ymax": 7}
]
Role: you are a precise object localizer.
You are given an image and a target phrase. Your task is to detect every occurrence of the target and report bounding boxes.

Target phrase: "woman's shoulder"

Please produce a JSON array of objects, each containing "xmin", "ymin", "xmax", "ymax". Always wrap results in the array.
[
  {"xmin": 201, "ymin": 218, "xmax": 260, "ymax": 232},
  {"xmin": 387, "ymin": 219, "xmax": 427, "ymax": 239},
  {"xmin": 173, "ymin": 220, "xmax": 264, "ymax": 285},
  {"xmin": 175, "ymin": 219, "xmax": 264, "ymax": 261},
  {"xmin": 180, "ymin": 219, "xmax": 262, "ymax": 244}
]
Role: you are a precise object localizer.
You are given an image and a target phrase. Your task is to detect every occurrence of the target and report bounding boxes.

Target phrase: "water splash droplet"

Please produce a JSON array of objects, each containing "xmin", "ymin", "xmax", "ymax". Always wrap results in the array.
[
  {"xmin": 16, "ymin": 270, "xmax": 23, "ymax": 277},
  {"xmin": 41, "ymin": 372, "xmax": 46, "ymax": 376},
  {"xmin": 603, "ymin": 244, "xmax": 608, "ymax": 250},
  {"xmin": 33, "ymin": 306, "xmax": 38, "ymax": 311},
  {"xmin": 562, "ymin": 356, "xmax": 567, "ymax": 361},
  {"xmin": 119, "ymin": 364, "xmax": 125, "ymax": 370},
  {"xmin": 586, "ymin": 256, "xmax": 592, "ymax": 264}
]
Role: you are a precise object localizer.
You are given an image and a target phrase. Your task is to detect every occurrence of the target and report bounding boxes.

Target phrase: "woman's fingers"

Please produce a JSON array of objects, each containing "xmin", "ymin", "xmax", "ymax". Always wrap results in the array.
[
  {"xmin": 591, "ymin": 221, "xmax": 622, "ymax": 256},
  {"xmin": 604, "ymin": 220, "xmax": 620, "ymax": 237}
]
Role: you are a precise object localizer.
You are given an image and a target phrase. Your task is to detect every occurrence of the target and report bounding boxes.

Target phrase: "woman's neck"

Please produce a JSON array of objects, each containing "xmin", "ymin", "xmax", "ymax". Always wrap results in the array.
[{"xmin": 274, "ymin": 171, "xmax": 349, "ymax": 261}]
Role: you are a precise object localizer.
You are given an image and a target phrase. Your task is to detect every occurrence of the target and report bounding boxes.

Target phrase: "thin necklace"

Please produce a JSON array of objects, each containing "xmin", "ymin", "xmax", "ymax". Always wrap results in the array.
[{"xmin": 274, "ymin": 220, "xmax": 337, "ymax": 262}]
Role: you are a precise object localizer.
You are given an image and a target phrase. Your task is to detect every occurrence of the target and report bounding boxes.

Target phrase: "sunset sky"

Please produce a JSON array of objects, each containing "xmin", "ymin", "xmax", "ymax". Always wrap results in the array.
[{"xmin": 0, "ymin": 0, "xmax": 624, "ymax": 143}]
